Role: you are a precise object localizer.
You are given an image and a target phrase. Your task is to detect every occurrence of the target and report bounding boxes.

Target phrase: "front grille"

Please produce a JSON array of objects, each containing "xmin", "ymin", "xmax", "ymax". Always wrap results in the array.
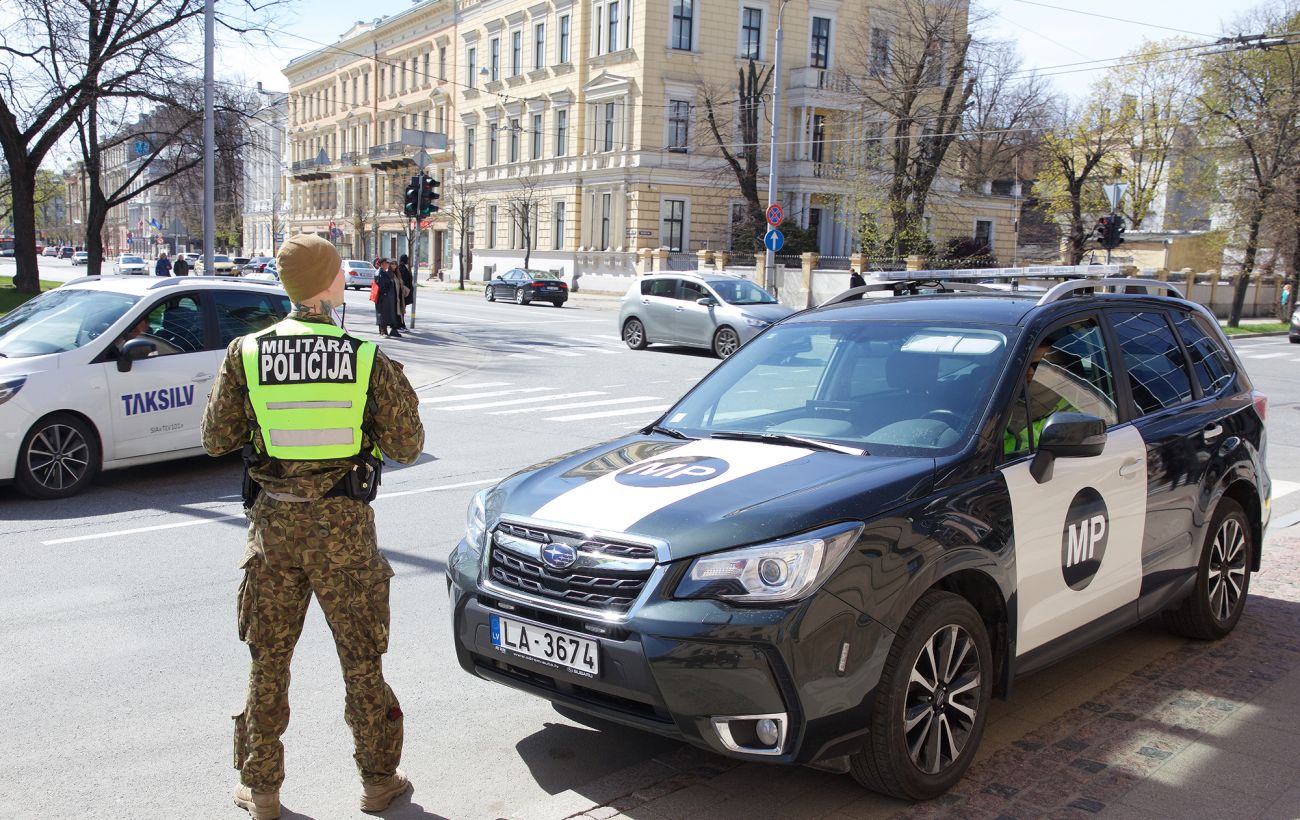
[{"xmin": 486, "ymin": 523, "xmax": 657, "ymax": 613}]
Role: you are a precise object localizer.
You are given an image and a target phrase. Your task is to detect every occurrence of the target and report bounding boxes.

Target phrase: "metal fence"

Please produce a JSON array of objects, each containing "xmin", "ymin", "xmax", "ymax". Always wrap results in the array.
[{"xmin": 664, "ymin": 252, "xmax": 698, "ymax": 271}]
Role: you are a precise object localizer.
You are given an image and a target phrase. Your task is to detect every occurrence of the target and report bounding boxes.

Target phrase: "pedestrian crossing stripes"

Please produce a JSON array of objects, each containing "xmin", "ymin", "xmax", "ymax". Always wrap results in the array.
[
  {"xmin": 417, "ymin": 382, "xmax": 672, "ymax": 425},
  {"xmin": 495, "ymin": 335, "xmax": 628, "ymax": 359}
]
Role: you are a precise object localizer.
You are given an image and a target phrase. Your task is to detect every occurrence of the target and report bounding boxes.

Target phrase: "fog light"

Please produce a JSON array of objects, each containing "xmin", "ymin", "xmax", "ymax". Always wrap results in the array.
[{"xmin": 755, "ymin": 718, "xmax": 780, "ymax": 746}]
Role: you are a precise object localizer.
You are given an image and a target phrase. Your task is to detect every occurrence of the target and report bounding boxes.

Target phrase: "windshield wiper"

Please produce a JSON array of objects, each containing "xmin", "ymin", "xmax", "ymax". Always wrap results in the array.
[
  {"xmin": 648, "ymin": 424, "xmax": 692, "ymax": 440},
  {"xmin": 710, "ymin": 430, "xmax": 867, "ymax": 456}
]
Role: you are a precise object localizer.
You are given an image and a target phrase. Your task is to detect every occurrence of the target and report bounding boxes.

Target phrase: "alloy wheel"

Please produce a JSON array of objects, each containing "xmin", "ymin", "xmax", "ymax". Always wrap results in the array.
[
  {"xmin": 25, "ymin": 423, "xmax": 91, "ymax": 493},
  {"xmin": 713, "ymin": 327, "xmax": 740, "ymax": 358},
  {"xmin": 1208, "ymin": 516, "xmax": 1248, "ymax": 622},
  {"xmin": 903, "ymin": 624, "xmax": 981, "ymax": 776},
  {"xmin": 623, "ymin": 319, "xmax": 645, "ymax": 349}
]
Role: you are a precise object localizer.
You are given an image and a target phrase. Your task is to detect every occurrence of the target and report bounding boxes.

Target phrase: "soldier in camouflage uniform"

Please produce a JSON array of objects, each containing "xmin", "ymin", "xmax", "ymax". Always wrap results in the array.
[{"xmin": 202, "ymin": 234, "xmax": 424, "ymax": 819}]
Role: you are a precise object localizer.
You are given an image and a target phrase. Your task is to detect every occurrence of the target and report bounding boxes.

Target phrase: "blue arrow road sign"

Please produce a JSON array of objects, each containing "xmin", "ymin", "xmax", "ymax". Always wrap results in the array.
[{"xmin": 764, "ymin": 228, "xmax": 784, "ymax": 253}]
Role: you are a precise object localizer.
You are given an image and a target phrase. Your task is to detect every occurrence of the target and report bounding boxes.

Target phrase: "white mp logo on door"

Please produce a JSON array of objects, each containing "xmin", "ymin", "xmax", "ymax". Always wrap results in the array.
[{"xmin": 1060, "ymin": 487, "xmax": 1110, "ymax": 590}]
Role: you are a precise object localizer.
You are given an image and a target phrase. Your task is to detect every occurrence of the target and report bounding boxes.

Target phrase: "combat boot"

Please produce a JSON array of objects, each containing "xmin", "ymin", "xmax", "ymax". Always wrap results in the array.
[
  {"xmin": 360, "ymin": 769, "xmax": 411, "ymax": 813},
  {"xmin": 232, "ymin": 784, "xmax": 281, "ymax": 820}
]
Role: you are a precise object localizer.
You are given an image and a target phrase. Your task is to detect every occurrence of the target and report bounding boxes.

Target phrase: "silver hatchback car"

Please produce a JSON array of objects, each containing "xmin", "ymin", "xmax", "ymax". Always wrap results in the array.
[{"xmin": 619, "ymin": 273, "xmax": 794, "ymax": 358}]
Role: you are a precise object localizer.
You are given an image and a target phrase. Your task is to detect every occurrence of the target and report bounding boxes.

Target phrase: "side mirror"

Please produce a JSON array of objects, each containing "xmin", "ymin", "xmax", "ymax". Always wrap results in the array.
[
  {"xmin": 696, "ymin": 297, "xmax": 717, "ymax": 307},
  {"xmin": 1029, "ymin": 412, "xmax": 1107, "ymax": 483},
  {"xmin": 117, "ymin": 338, "xmax": 157, "ymax": 372}
]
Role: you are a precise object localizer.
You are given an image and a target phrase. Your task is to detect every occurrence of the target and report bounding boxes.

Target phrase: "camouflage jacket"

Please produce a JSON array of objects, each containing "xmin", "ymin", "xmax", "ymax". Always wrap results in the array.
[{"xmin": 201, "ymin": 310, "xmax": 424, "ymax": 498}]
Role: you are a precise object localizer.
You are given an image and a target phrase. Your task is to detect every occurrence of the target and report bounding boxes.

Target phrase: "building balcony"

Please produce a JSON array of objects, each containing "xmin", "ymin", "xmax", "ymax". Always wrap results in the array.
[
  {"xmin": 290, "ymin": 158, "xmax": 331, "ymax": 181},
  {"xmin": 336, "ymin": 151, "xmax": 367, "ymax": 172},
  {"xmin": 785, "ymin": 66, "xmax": 858, "ymax": 110},
  {"xmin": 367, "ymin": 137, "xmax": 450, "ymax": 170}
]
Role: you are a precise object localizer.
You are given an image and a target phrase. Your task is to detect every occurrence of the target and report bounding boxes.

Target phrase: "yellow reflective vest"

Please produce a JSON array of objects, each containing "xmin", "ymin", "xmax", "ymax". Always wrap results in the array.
[{"xmin": 240, "ymin": 319, "xmax": 377, "ymax": 460}]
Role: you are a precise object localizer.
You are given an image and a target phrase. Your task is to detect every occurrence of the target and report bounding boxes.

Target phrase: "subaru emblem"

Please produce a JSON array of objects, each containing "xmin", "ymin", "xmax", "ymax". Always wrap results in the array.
[{"xmin": 541, "ymin": 543, "xmax": 577, "ymax": 570}]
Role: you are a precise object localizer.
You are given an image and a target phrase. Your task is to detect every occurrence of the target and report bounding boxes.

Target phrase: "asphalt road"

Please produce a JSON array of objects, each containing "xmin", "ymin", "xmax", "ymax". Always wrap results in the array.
[{"xmin": 3, "ymin": 264, "xmax": 1300, "ymax": 819}]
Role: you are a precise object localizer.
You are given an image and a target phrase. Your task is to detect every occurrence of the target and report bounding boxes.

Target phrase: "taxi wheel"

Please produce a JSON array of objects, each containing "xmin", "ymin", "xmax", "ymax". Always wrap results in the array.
[
  {"xmin": 1164, "ymin": 498, "xmax": 1251, "ymax": 640},
  {"xmin": 849, "ymin": 590, "xmax": 991, "ymax": 800},
  {"xmin": 15, "ymin": 413, "xmax": 101, "ymax": 500},
  {"xmin": 623, "ymin": 318, "xmax": 647, "ymax": 350},
  {"xmin": 712, "ymin": 326, "xmax": 740, "ymax": 359}
]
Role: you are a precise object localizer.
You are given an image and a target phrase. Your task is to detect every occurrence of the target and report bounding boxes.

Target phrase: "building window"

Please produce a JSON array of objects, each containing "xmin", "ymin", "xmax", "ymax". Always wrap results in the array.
[
  {"xmin": 604, "ymin": 102, "xmax": 616, "ymax": 151},
  {"xmin": 741, "ymin": 7, "xmax": 762, "ymax": 60},
  {"xmin": 975, "ymin": 219, "xmax": 993, "ymax": 249},
  {"xmin": 490, "ymin": 38, "xmax": 500, "ymax": 82},
  {"xmin": 608, "ymin": 1, "xmax": 620, "ymax": 53},
  {"xmin": 668, "ymin": 100, "xmax": 689, "ymax": 152},
  {"xmin": 488, "ymin": 124, "xmax": 499, "ymax": 164},
  {"xmin": 531, "ymin": 114, "xmax": 543, "ymax": 160},
  {"xmin": 811, "ymin": 114, "xmax": 826, "ymax": 162},
  {"xmin": 663, "ymin": 199, "xmax": 685, "ymax": 252},
  {"xmin": 511, "ymin": 30, "xmax": 522, "ymax": 77},
  {"xmin": 553, "ymin": 200, "xmax": 565, "ymax": 249},
  {"xmin": 559, "ymin": 14, "xmax": 571, "ymax": 62},
  {"xmin": 811, "ymin": 17, "xmax": 831, "ymax": 69},
  {"xmin": 439, "ymin": 46, "xmax": 447, "ymax": 80},
  {"xmin": 534, "ymin": 23, "xmax": 545, "ymax": 70},
  {"xmin": 671, "ymin": 0, "xmax": 694, "ymax": 50},
  {"xmin": 464, "ymin": 126, "xmax": 476, "ymax": 169},
  {"xmin": 509, "ymin": 119, "xmax": 520, "ymax": 162},
  {"xmin": 870, "ymin": 27, "xmax": 889, "ymax": 76},
  {"xmin": 555, "ymin": 109, "xmax": 568, "ymax": 156},
  {"xmin": 600, "ymin": 193, "xmax": 612, "ymax": 250},
  {"xmin": 488, "ymin": 205, "xmax": 497, "ymax": 248},
  {"xmin": 467, "ymin": 47, "xmax": 477, "ymax": 88}
]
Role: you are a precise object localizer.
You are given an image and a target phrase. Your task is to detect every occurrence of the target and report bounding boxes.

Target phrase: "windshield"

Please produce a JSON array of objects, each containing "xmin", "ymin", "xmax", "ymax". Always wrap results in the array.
[
  {"xmin": 346, "ymin": 261, "xmax": 376, "ymax": 272},
  {"xmin": 0, "ymin": 288, "xmax": 140, "ymax": 359},
  {"xmin": 709, "ymin": 279, "xmax": 778, "ymax": 305},
  {"xmin": 214, "ymin": 255, "xmax": 231, "ymax": 263},
  {"xmin": 121, "ymin": 256, "xmax": 144, "ymax": 264},
  {"xmin": 660, "ymin": 320, "xmax": 1012, "ymax": 456}
]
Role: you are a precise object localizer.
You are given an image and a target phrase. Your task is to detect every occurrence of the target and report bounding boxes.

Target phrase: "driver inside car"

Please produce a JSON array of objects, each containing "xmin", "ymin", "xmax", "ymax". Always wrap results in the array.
[{"xmin": 1004, "ymin": 337, "xmax": 1077, "ymax": 456}]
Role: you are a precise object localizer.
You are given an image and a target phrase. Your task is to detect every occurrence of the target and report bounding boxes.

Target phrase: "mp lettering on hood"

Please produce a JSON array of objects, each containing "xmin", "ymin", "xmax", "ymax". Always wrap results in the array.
[{"xmin": 257, "ymin": 335, "xmax": 359, "ymax": 385}]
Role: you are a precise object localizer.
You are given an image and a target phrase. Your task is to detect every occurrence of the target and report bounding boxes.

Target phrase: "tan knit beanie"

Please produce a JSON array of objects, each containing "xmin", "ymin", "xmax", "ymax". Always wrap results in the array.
[{"xmin": 276, "ymin": 234, "xmax": 341, "ymax": 303}]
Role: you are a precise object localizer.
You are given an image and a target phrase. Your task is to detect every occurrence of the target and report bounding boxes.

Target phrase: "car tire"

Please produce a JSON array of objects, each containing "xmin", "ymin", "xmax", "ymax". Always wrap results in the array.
[
  {"xmin": 485, "ymin": 286, "xmax": 496, "ymax": 302},
  {"xmin": 1290, "ymin": 336, "xmax": 1299, "ymax": 344},
  {"xmin": 553, "ymin": 300, "xmax": 564, "ymax": 308},
  {"xmin": 712, "ymin": 326, "xmax": 741, "ymax": 359},
  {"xmin": 1163, "ymin": 497, "xmax": 1252, "ymax": 640},
  {"xmin": 15, "ymin": 412, "xmax": 102, "ymax": 500},
  {"xmin": 623, "ymin": 318, "xmax": 648, "ymax": 350},
  {"xmin": 515, "ymin": 288, "xmax": 529, "ymax": 306},
  {"xmin": 849, "ymin": 590, "xmax": 992, "ymax": 801}
]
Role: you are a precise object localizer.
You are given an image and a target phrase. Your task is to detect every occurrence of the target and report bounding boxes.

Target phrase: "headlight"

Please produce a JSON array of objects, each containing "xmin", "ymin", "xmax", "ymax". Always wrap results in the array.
[
  {"xmin": 463, "ymin": 487, "xmax": 490, "ymax": 555},
  {"xmin": 744, "ymin": 317, "xmax": 771, "ymax": 328},
  {"xmin": 0, "ymin": 375, "xmax": 27, "ymax": 406},
  {"xmin": 676, "ymin": 522, "xmax": 863, "ymax": 603}
]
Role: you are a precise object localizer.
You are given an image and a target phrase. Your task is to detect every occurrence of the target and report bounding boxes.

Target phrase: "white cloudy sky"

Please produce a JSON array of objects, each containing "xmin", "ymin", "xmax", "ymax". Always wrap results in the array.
[{"xmin": 217, "ymin": 0, "xmax": 1241, "ymax": 100}]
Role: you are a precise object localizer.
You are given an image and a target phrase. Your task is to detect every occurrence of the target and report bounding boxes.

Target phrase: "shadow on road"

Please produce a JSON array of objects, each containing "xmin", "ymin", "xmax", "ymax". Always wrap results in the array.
[{"xmin": 514, "ymin": 717, "xmax": 679, "ymax": 797}]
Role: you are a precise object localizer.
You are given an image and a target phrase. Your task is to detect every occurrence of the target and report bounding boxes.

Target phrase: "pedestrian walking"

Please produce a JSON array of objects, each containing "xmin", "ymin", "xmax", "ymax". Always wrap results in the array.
[
  {"xmin": 396, "ymin": 255, "xmax": 413, "ymax": 330},
  {"xmin": 201, "ymin": 233, "xmax": 424, "ymax": 820},
  {"xmin": 849, "ymin": 270, "xmax": 866, "ymax": 289},
  {"xmin": 173, "ymin": 255, "xmax": 189, "ymax": 277},
  {"xmin": 1281, "ymin": 282, "xmax": 1292, "ymax": 320},
  {"xmin": 155, "ymin": 253, "xmax": 172, "ymax": 277},
  {"xmin": 373, "ymin": 259, "xmax": 402, "ymax": 338}
]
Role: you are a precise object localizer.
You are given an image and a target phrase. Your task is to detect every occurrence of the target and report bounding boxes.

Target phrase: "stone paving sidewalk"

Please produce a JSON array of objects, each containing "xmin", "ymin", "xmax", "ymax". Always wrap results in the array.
[{"xmin": 539, "ymin": 530, "xmax": 1300, "ymax": 820}]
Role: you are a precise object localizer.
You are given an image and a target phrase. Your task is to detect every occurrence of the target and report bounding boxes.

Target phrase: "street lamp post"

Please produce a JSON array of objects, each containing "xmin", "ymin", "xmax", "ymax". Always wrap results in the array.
[
  {"xmin": 202, "ymin": 0, "xmax": 215, "ymax": 274},
  {"xmin": 764, "ymin": 0, "xmax": 790, "ymax": 292}
]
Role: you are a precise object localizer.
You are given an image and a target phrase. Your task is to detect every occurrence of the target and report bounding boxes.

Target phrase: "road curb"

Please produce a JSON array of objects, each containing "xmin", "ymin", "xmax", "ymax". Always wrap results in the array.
[{"xmin": 1227, "ymin": 331, "xmax": 1290, "ymax": 339}]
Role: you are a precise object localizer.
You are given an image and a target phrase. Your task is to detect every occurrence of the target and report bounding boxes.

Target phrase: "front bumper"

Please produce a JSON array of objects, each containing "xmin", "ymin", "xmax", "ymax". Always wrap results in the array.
[{"xmin": 447, "ymin": 538, "xmax": 895, "ymax": 766}]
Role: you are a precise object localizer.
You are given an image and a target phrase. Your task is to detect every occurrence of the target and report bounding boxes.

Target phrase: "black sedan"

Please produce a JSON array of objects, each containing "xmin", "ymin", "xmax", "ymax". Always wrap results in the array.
[{"xmin": 484, "ymin": 268, "xmax": 568, "ymax": 307}]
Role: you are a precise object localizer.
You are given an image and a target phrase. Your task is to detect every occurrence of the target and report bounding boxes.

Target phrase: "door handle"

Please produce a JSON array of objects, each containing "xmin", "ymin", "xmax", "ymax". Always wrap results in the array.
[
  {"xmin": 192, "ymin": 373, "xmax": 214, "ymax": 383},
  {"xmin": 1119, "ymin": 457, "xmax": 1145, "ymax": 478},
  {"xmin": 1203, "ymin": 424, "xmax": 1224, "ymax": 442}
]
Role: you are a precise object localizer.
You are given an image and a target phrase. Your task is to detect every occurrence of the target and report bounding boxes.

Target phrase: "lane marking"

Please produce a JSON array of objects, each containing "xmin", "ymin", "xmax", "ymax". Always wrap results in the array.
[
  {"xmin": 507, "ymin": 352, "xmax": 543, "ymax": 360},
  {"xmin": 1241, "ymin": 352, "xmax": 1291, "ymax": 360},
  {"xmin": 450, "ymin": 381, "xmax": 511, "ymax": 389},
  {"xmin": 420, "ymin": 387, "xmax": 551, "ymax": 403},
  {"xmin": 40, "ymin": 478, "xmax": 503, "ymax": 545},
  {"xmin": 545, "ymin": 405, "xmax": 670, "ymax": 421},
  {"xmin": 491, "ymin": 396, "xmax": 663, "ymax": 415},
  {"xmin": 429, "ymin": 391, "xmax": 606, "ymax": 411},
  {"xmin": 1272, "ymin": 480, "xmax": 1300, "ymax": 501}
]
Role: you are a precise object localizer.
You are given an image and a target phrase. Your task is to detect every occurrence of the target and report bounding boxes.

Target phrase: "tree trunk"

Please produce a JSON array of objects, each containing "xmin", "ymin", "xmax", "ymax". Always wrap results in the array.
[
  {"xmin": 8, "ymin": 163, "xmax": 41, "ymax": 292},
  {"xmin": 522, "ymin": 208, "xmax": 531, "ymax": 268},
  {"xmin": 1228, "ymin": 202, "xmax": 1265, "ymax": 328},
  {"xmin": 1290, "ymin": 175, "xmax": 1300, "ymax": 322},
  {"xmin": 1066, "ymin": 186, "xmax": 1086, "ymax": 265}
]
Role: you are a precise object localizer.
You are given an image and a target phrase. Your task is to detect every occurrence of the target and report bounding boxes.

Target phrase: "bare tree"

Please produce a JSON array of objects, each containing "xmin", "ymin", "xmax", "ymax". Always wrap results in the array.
[
  {"xmin": 506, "ymin": 173, "xmax": 540, "ymax": 269},
  {"xmin": 1199, "ymin": 5, "xmax": 1300, "ymax": 325},
  {"xmin": 957, "ymin": 41, "xmax": 1049, "ymax": 192},
  {"xmin": 439, "ymin": 163, "xmax": 478, "ymax": 289},
  {"xmin": 701, "ymin": 60, "xmax": 772, "ymax": 252}
]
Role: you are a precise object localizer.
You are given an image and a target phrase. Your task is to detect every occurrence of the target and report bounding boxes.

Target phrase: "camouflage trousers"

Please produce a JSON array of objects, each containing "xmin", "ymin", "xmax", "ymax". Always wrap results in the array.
[{"xmin": 232, "ymin": 495, "xmax": 403, "ymax": 792}]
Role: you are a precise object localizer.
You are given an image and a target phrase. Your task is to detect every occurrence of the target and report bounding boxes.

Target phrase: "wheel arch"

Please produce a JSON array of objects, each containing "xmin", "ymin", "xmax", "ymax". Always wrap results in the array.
[
  {"xmin": 1219, "ymin": 479, "xmax": 1263, "ymax": 572},
  {"xmin": 23, "ymin": 408, "xmax": 105, "ymax": 458},
  {"xmin": 931, "ymin": 567, "xmax": 1012, "ymax": 699}
]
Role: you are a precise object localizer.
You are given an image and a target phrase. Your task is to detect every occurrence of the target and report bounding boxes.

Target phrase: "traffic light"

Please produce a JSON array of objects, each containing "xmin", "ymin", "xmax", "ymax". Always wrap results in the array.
[
  {"xmin": 403, "ymin": 176, "xmax": 420, "ymax": 218},
  {"xmin": 420, "ymin": 175, "xmax": 441, "ymax": 216},
  {"xmin": 1093, "ymin": 216, "xmax": 1111, "ymax": 247},
  {"xmin": 1107, "ymin": 214, "xmax": 1126, "ymax": 249}
]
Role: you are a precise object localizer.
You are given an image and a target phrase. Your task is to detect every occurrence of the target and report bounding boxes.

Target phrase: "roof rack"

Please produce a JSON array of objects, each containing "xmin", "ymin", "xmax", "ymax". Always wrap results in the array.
[
  {"xmin": 1036, "ymin": 278, "xmax": 1184, "ymax": 306},
  {"xmin": 821, "ymin": 279, "xmax": 1002, "ymax": 306}
]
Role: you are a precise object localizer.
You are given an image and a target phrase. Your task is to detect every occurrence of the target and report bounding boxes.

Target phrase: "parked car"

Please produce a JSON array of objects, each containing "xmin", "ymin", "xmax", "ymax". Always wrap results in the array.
[
  {"xmin": 1291, "ymin": 309, "xmax": 1300, "ymax": 344},
  {"xmin": 59, "ymin": 246, "xmax": 75, "ymax": 260},
  {"xmin": 619, "ymin": 273, "xmax": 794, "ymax": 358},
  {"xmin": 241, "ymin": 256, "xmax": 275, "ymax": 274},
  {"xmin": 484, "ymin": 268, "xmax": 569, "ymax": 307},
  {"xmin": 244, "ymin": 263, "xmax": 278, "ymax": 282},
  {"xmin": 449, "ymin": 276, "xmax": 1270, "ymax": 800},
  {"xmin": 193, "ymin": 254, "xmax": 237, "ymax": 276},
  {"xmin": 71, "ymin": 251, "xmax": 89, "ymax": 265},
  {"xmin": 114, "ymin": 254, "xmax": 148, "ymax": 275},
  {"xmin": 42, "ymin": 247, "xmax": 59, "ymax": 257},
  {"xmin": 341, "ymin": 259, "xmax": 377, "ymax": 290},
  {"xmin": 0, "ymin": 276, "xmax": 292, "ymax": 499},
  {"xmin": 232, "ymin": 257, "xmax": 251, "ymax": 269}
]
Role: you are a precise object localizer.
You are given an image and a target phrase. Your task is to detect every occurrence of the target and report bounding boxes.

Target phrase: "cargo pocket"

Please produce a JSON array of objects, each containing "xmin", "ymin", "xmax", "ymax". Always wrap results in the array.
[
  {"xmin": 342, "ymin": 553, "xmax": 396, "ymax": 656},
  {"xmin": 236, "ymin": 553, "xmax": 259, "ymax": 644},
  {"xmin": 232, "ymin": 711, "xmax": 249, "ymax": 770}
]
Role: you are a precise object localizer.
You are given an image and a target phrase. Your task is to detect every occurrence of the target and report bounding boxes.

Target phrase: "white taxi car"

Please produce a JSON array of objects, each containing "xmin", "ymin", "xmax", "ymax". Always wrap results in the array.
[{"xmin": 0, "ymin": 276, "xmax": 292, "ymax": 498}]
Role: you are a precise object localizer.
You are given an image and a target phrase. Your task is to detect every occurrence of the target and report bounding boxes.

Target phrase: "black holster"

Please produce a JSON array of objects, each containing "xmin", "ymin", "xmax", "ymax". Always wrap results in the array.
[
  {"xmin": 342, "ymin": 451, "xmax": 383, "ymax": 502},
  {"xmin": 240, "ymin": 443, "xmax": 263, "ymax": 509}
]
